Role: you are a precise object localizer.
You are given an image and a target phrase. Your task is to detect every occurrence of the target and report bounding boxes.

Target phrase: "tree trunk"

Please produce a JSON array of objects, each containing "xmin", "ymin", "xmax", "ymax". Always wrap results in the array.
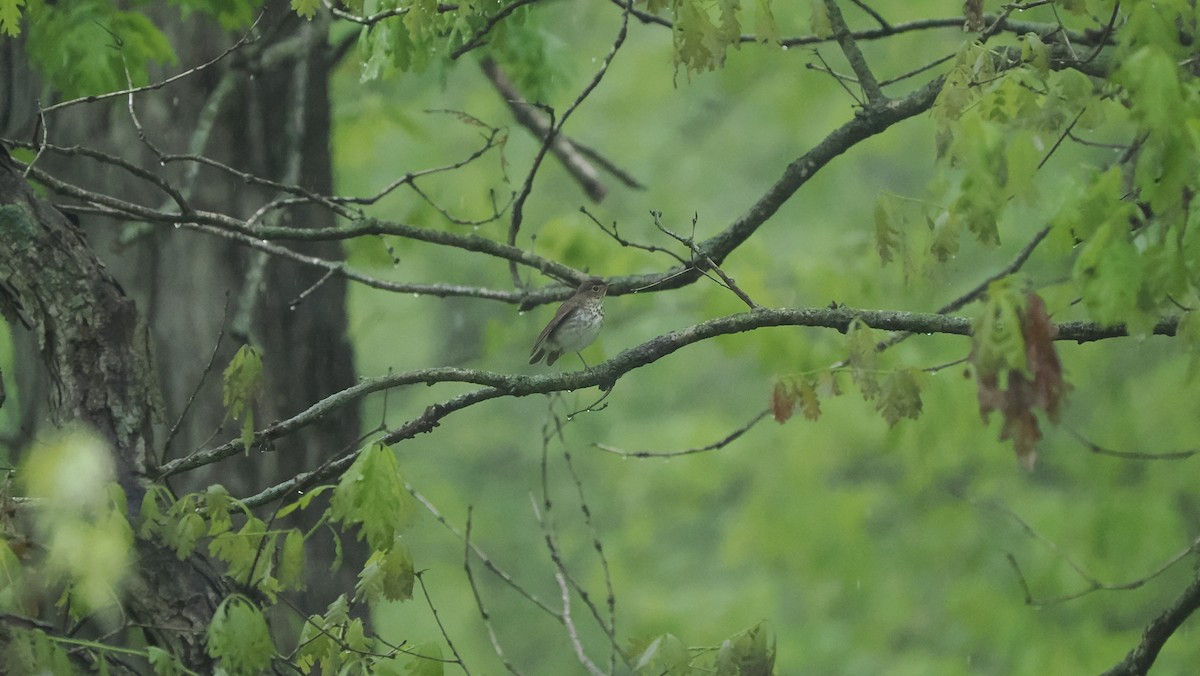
[
  {"xmin": 0, "ymin": 148, "xmax": 222, "ymax": 672},
  {"xmin": 7, "ymin": 4, "xmax": 362, "ymax": 604}
]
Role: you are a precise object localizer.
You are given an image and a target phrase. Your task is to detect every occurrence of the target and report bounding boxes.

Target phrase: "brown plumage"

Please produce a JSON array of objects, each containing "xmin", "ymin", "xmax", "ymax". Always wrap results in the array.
[{"xmin": 529, "ymin": 277, "xmax": 607, "ymax": 366}]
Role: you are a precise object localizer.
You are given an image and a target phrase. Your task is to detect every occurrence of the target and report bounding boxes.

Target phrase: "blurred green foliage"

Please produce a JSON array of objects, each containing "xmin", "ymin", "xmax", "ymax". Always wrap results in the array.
[{"xmin": 331, "ymin": 1, "xmax": 1200, "ymax": 674}]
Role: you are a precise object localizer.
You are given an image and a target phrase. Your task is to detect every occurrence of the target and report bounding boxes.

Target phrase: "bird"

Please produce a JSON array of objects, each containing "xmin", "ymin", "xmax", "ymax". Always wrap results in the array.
[{"xmin": 529, "ymin": 277, "xmax": 608, "ymax": 367}]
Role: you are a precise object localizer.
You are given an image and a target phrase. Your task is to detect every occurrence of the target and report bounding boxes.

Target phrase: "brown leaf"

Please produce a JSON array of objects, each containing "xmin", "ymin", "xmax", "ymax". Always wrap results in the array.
[
  {"xmin": 963, "ymin": 0, "xmax": 984, "ymax": 32},
  {"xmin": 974, "ymin": 292, "xmax": 1068, "ymax": 469},
  {"xmin": 1021, "ymin": 293, "xmax": 1068, "ymax": 423},
  {"xmin": 771, "ymin": 380, "xmax": 795, "ymax": 423}
]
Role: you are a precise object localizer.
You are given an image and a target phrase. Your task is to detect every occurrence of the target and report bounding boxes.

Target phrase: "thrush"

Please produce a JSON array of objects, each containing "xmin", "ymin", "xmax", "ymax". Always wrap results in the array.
[{"xmin": 529, "ymin": 277, "xmax": 607, "ymax": 366}]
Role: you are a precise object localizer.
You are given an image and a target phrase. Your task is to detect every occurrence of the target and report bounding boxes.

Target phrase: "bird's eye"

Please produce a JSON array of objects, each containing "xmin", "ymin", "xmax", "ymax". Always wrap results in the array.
[{"xmin": 592, "ymin": 284, "xmax": 603, "ymax": 291}]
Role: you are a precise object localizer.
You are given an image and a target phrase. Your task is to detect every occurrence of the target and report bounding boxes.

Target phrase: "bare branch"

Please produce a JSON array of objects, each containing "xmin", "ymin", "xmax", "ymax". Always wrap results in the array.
[
  {"xmin": 481, "ymin": 57, "xmax": 609, "ymax": 202},
  {"xmin": 38, "ymin": 11, "xmax": 264, "ymax": 115},
  {"xmin": 697, "ymin": 75, "xmax": 944, "ymax": 268},
  {"xmin": 596, "ymin": 409, "xmax": 769, "ymax": 459},
  {"xmin": 823, "ymin": 0, "xmax": 886, "ymax": 104},
  {"xmin": 1101, "ymin": 569, "xmax": 1200, "ymax": 676},
  {"xmin": 968, "ymin": 496, "xmax": 1200, "ymax": 606},
  {"xmin": 160, "ymin": 302, "xmax": 1181, "ymax": 487},
  {"xmin": 464, "ymin": 508, "xmax": 526, "ymax": 676},
  {"xmin": 1067, "ymin": 429, "xmax": 1200, "ymax": 461},
  {"xmin": 415, "ymin": 573, "xmax": 472, "ymax": 675},
  {"xmin": 507, "ymin": 3, "xmax": 630, "ymax": 284}
]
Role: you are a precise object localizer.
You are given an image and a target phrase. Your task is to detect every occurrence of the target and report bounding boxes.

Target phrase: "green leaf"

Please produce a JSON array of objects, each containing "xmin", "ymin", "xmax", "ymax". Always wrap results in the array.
[
  {"xmin": 633, "ymin": 633, "xmax": 691, "ymax": 675},
  {"xmin": 875, "ymin": 368, "xmax": 924, "ymax": 427},
  {"xmin": 138, "ymin": 488, "xmax": 165, "ymax": 538},
  {"xmin": 223, "ymin": 345, "xmax": 264, "ymax": 451},
  {"xmin": 714, "ymin": 622, "xmax": 776, "ymax": 676},
  {"xmin": 0, "ymin": 0, "xmax": 23, "ymax": 37},
  {"xmin": 972, "ymin": 276, "xmax": 1028, "ymax": 378},
  {"xmin": 204, "ymin": 484, "xmax": 235, "ymax": 536},
  {"xmin": 1020, "ymin": 32, "xmax": 1049, "ymax": 74},
  {"xmin": 209, "ymin": 517, "xmax": 271, "ymax": 587},
  {"xmin": 405, "ymin": 643, "xmax": 444, "ymax": 676},
  {"xmin": 846, "ymin": 318, "xmax": 880, "ymax": 400},
  {"xmin": 0, "ymin": 539, "xmax": 25, "ymax": 592},
  {"xmin": 146, "ymin": 646, "xmax": 186, "ymax": 676},
  {"xmin": 675, "ymin": 1, "xmax": 719, "ymax": 73},
  {"xmin": 275, "ymin": 484, "xmax": 334, "ymax": 519},
  {"xmin": 291, "ymin": 0, "xmax": 319, "ymax": 19},
  {"xmin": 873, "ymin": 196, "xmax": 899, "ymax": 265},
  {"xmin": 753, "ymin": 0, "xmax": 779, "ymax": 44},
  {"xmin": 26, "ymin": 1, "xmax": 177, "ymax": 98},
  {"xmin": 279, "ymin": 528, "xmax": 306, "ymax": 590},
  {"xmin": 355, "ymin": 539, "xmax": 415, "ymax": 604},
  {"xmin": 4, "ymin": 629, "xmax": 78, "ymax": 676},
  {"xmin": 207, "ymin": 595, "xmax": 275, "ymax": 674},
  {"xmin": 329, "ymin": 442, "xmax": 420, "ymax": 551},
  {"xmin": 297, "ymin": 600, "xmax": 343, "ymax": 672},
  {"xmin": 170, "ymin": 510, "xmax": 207, "ymax": 559},
  {"xmin": 1073, "ymin": 220, "xmax": 1155, "ymax": 335}
]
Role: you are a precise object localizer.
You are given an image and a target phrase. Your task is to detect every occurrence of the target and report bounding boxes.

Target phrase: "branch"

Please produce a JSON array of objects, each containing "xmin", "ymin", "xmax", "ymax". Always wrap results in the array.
[
  {"xmin": 697, "ymin": 75, "xmax": 944, "ymax": 267},
  {"xmin": 159, "ymin": 305, "xmax": 1182, "ymax": 481},
  {"xmin": 595, "ymin": 409, "xmax": 769, "ymax": 459},
  {"xmin": 481, "ymin": 57, "xmax": 609, "ymax": 202},
  {"xmin": 38, "ymin": 12, "xmax": 263, "ymax": 115},
  {"xmin": 1101, "ymin": 569, "xmax": 1200, "ymax": 676},
  {"xmin": 23, "ymin": 160, "xmax": 586, "ymax": 291},
  {"xmin": 452, "ymin": 0, "xmax": 544, "ymax": 58},
  {"xmin": 322, "ymin": 0, "xmax": 459, "ymax": 26},
  {"xmin": 823, "ymin": 0, "xmax": 885, "ymax": 104},
  {"xmin": 507, "ymin": 3, "xmax": 629, "ymax": 283},
  {"xmin": 607, "ymin": 1, "xmax": 1103, "ymax": 49}
]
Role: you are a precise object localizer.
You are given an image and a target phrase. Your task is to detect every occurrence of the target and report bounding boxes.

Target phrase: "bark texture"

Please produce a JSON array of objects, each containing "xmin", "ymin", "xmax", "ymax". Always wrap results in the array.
[{"xmin": 0, "ymin": 149, "xmax": 222, "ymax": 671}]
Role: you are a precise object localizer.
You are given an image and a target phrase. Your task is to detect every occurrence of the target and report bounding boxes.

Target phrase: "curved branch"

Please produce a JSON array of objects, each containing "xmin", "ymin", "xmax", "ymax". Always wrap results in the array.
[
  {"xmin": 160, "ymin": 304, "xmax": 1182, "ymax": 482},
  {"xmin": 1101, "ymin": 569, "xmax": 1200, "ymax": 676},
  {"xmin": 608, "ymin": 0, "xmax": 1101, "ymax": 48},
  {"xmin": 698, "ymin": 75, "xmax": 944, "ymax": 265}
]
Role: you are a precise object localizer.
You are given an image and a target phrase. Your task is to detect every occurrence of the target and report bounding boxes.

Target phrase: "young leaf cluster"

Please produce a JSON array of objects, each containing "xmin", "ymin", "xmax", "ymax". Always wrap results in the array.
[
  {"xmin": 631, "ymin": 622, "xmax": 775, "ymax": 676},
  {"xmin": 222, "ymin": 345, "xmax": 264, "ymax": 452},
  {"xmin": 772, "ymin": 319, "xmax": 922, "ymax": 429},
  {"xmin": 973, "ymin": 288, "xmax": 1066, "ymax": 468},
  {"xmin": 648, "ymin": 0, "xmax": 780, "ymax": 76}
]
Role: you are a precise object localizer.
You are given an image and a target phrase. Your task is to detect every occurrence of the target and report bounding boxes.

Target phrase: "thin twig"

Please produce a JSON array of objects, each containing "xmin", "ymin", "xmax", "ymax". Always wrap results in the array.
[
  {"xmin": 530, "ymin": 496, "xmax": 605, "ymax": 676},
  {"xmin": 595, "ymin": 409, "xmax": 769, "ymax": 459},
  {"xmin": 415, "ymin": 572, "xmax": 471, "ymax": 675},
  {"xmin": 822, "ymin": 0, "xmax": 885, "ymax": 104},
  {"xmin": 508, "ymin": 2, "xmax": 630, "ymax": 284},
  {"xmin": 161, "ymin": 293, "xmax": 232, "ymax": 461},
  {"xmin": 463, "ymin": 508, "xmax": 525, "ymax": 675},
  {"xmin": 1101, "ymin": 567, "xmax": 1200, "ymax": 676},
  {"xmin": 480, "ymin": 57, "xmax": 609, "ymax": 202},
  {"xmin": 451, "ymin": 0, "xmax": 544, "ymax": 58},
  {"xmin": 41, "ymin": 11, "xmax": 264, "ymax": 115},
  {"xmin": 1067, "ymin": 428, "xmax": 1200, "ymax": 461},
  {"xmin": 651, "ymin": 211, "xmax": 758, "ymax": 309},
  {"xmin": 971, "ymin": 495, "xmax": 1200, "ymax": 605}
]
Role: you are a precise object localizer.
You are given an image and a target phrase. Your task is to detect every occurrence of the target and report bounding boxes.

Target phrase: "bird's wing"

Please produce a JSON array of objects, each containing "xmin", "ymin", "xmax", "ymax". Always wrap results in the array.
[{"xmin": 530, "ymin": 302, "xmax": 579, "ymax": 355}]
